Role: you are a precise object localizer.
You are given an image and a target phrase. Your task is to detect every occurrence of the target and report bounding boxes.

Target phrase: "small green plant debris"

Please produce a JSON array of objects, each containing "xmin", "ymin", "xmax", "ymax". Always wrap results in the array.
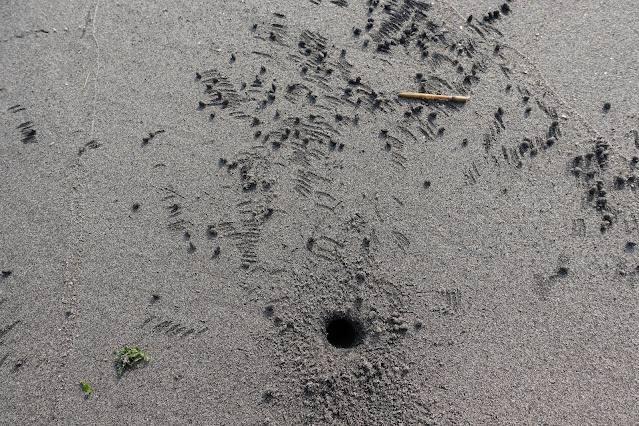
[
  {"xmin": 114, "ymin": 346, "xmax": 149, "ymax": 375},
  {"xmin": 81, "ymin": 381, "xmax": 92, "ymax": 395}
]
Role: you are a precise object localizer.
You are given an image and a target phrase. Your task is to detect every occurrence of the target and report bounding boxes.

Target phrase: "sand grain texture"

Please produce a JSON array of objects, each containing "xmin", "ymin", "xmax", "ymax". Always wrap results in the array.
[{"xmin": 1, "ymin": 0, "xmax": 638, "ymax": 424}]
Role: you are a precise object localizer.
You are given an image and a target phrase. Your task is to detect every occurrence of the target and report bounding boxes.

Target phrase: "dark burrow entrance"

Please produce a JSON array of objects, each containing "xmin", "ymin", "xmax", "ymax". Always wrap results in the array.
[{"xmin": 326, "ymin": 315, "xmax": 364, "ymax": 348}]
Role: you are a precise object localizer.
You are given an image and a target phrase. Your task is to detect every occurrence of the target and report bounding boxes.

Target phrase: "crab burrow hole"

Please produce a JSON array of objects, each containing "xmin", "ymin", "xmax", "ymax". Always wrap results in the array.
[{"xmin": 325, "ymin": 313, "xmax": 364, "ymax": 348}]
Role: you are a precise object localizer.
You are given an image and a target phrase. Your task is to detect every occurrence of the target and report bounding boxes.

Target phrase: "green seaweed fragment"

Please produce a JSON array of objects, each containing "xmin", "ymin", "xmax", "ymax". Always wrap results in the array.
[
  {"xmin": 114, "ymin": 346, "xmax": 150, "ymax": 375},
  {"xmin": 81, "ymin": 381, "xmax": 92, "ymax": 395}
]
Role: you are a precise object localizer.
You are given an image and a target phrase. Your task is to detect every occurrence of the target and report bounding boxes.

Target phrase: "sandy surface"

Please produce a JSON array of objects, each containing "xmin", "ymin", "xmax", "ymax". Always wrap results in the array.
[{"xmin": 1, "ymin": 0, "xmax": 638, "ymax": 424}]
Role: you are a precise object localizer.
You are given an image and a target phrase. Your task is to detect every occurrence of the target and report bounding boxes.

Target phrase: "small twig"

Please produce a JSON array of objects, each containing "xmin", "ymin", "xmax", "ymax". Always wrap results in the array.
[
  {"xmin": 398, "ymin": 91, "xmax": 469, "ymax": 103},
  {"xmin": 83, "ymin": 70, "xmax": 91, "ymax": 89}
]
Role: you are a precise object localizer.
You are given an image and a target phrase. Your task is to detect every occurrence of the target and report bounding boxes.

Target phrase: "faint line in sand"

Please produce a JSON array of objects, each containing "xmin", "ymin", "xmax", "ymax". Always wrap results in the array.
[{"xmin": 88, "ymin": 0, "xmax": 100, "ymax": 139}]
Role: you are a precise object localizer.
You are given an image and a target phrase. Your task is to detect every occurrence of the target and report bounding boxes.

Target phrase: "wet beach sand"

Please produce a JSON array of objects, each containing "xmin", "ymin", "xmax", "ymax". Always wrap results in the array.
[{"xmin": 1, "ymin": 0, "xmax": 638, "ymax": 424}]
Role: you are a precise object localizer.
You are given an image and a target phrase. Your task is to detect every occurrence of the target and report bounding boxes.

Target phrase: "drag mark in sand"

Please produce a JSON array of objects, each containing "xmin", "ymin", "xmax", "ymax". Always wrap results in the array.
[
  {"xmin": 0, "ymin": 29, "xmax": 52, "ymax": 44},
  {"xmin": 0, "ymin": 311, "xmax": 23, "ymax": 373},
  {"xmin": 7, "ymin": 105, "xmax": 37, "ymax": 144},
  {"xmin": 0, "ymin": 320, "xmax": 20, "ymax": 341},
  {"xmin": 160, "ymin": 186, "xmax": 192, "ymax": 234},
  {"xmin": 140, "ymin": 315, "xmax": 209, "ymax": 341},
  {"xmin": 0, "ymin": 271, "xmax": 27, "ymax": 375}
]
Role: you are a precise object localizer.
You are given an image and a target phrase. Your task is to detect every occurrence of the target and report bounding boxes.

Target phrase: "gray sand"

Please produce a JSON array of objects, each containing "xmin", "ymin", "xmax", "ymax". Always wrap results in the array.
[{"xmin": 1, "ymin": 0, "xmax": 638, "ymax": 424}]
